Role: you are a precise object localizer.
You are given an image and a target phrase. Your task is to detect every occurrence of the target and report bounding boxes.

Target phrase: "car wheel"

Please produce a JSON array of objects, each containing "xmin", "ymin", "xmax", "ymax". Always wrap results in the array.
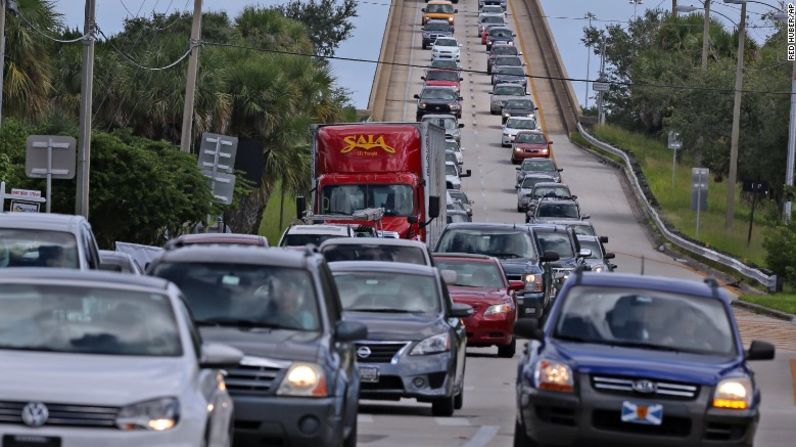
[
  {"xmin": 498, "ymin": 338, "xmax": 516, "ymax": 358},
  {"xmin": 516, "ymin": 205, "xmax": 523, "ymax": 213},
  {"xmin": 513, "ymin": 418, "xmax": 538, "ymax": 447},
  {"xmin": 431, "ymin": 395, "xmax": 455, "ymax": 417},
  {"xmin": 343, "ymin": 414, "xmax": 358, "ymax": 447},
  {"xmin": 454, "ymin": 389, "xmax": 464, "ymax": 410}
]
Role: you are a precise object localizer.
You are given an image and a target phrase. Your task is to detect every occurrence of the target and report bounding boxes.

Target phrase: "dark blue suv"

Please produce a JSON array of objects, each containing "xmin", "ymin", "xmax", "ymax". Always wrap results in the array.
[{"xmin": 513, "ymin": 273, "xmax": 775, "ymax": 447}]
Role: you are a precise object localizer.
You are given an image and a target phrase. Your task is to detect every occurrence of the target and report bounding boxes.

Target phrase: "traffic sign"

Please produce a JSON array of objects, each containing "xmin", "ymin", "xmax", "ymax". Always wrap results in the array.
[
  {"xmin": 25, "ymin": 135, "xmax": 76, "ymax": 179},
  {"xmin": 667, "ymin": 131, "xmax": 682, "ymax": 151},
  {"xmin": 203, "ymin": 171, "xmax": 236, "ymax": 205},
  {"xmin": 592, "ymin": 82, "xmax": 609, "ymax": 92},
  {"xmin": 198, "ymin": 133, "xmax": 239, "ymax": 205}
]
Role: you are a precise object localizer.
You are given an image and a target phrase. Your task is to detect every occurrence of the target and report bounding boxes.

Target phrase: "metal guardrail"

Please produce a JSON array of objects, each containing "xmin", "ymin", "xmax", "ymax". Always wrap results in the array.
[{"xmin": 577, "ymin": 123, "xmax": 778, "ymax": 291}]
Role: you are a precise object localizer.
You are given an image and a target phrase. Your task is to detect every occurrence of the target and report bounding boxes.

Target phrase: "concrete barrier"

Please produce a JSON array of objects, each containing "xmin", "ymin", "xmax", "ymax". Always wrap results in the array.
[{"xmin": 367, "ymin": 0, "xmax": 402, "ymax": 121}]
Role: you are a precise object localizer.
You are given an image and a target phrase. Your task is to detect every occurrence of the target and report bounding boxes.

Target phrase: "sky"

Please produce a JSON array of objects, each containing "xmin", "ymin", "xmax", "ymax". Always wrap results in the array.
[{"xmin": 55, "ymin": 1, "xmax": 781, "ymax": 109}]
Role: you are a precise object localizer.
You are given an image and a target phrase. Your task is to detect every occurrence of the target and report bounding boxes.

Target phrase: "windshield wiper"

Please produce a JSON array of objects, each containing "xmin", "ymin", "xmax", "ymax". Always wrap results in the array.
[
  {"xmin": 347, "ymin": 308, "xmax": 416, "ymax": 313},
  {"xmin": 196, "ymin": 318, "xmax": 281, "ymax": 330},
  {"xmin": 600, "ymin": 339, "xmax": 697, "ymax": 353}
]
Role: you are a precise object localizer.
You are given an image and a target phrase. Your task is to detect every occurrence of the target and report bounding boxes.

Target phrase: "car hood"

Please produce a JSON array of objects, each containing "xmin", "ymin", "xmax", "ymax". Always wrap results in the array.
[
  {"xmin": 0, "ymin": 351, "xmax": 190, "ymax": 405},
  {"xmin": 343, "ymin": 312, "xmax": 446, "ymax": 341},
  {"xmin": 200, "ymin": 326, "xmax": 321, "ymax": 363},
  {"xmin": 420, "ymin": 98, "xmax": 457, "ymax": 105},
  {"xmin": 505, "ymin": 127, "xmax": 532, "ymax": 136},
  {"xmin": 492, "ymin": 94, "xmax": 524, "ymax": 104},
  {"xmin": 448, "ymin": 286, "xmax": 509, "ymax": 307},
  {"xmin": 549, "ymin": 341, "xmax": 743, "ymax": 386},
  {"xmin": 505, "ymin": 107, "xmax": 533, "ymax": 114},
  {"xmin": 433, "ymin": 46, "xmax": 459, "ymax": 52},
  {"xmin": 499, "ymin": 258, "xmax": 542, "ymax": 275},
  {"xmin": 423, "ymin": 31, "xmax": 453, "ymax": 37},
  {"xmin": 534, "ymin": 216, "xmax": 578, "ymax": 223},
  {"xmin": 515, "ymin": 143, "xmax": 547, "ymax": 150}
]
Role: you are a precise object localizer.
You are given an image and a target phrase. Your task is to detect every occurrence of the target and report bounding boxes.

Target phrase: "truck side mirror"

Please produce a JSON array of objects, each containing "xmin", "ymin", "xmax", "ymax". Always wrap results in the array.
[
  {"xmin": 414, "ymin": 94, "xmax": 420, "ymax": 99},
  {"xmin": 599, "ymin": 236, "xmax": 609, "ymax": 243},
  {"xmin": 428, "ymin": 196, "xmax": 441, "ymax": 219},
  {"xmin": 460, "ymin": 169, "xmax": 472, "ymax": 178},
  {"xmin": 295, "ymin": 196, "xmax": 306, "ymax": 220},
  {"xmin": 458, "ymin": 123, "xmax": 465, "ymax": 128},
  {"xmin": 604, "ymin": 252, "xmax": 616, "ymax": 260},
  {"xmin": 421, "ymin": 76, "xmax": 426, "ymax": 81}
]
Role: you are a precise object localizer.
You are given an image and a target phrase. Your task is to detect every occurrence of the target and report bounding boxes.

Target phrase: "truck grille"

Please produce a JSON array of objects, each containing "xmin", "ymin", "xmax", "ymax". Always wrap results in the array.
[
  {"xmin": 356, "ymin": 342, "xmax": 408, "ymax": 363},
  {"xmin": 0, "ymin": 401, "xmax": 119, "ymax": 429},
  {"xmin": 225, "ymin": 364, "xmax": 284, "ymax": 396},
  {"xmin": 592, "ymin": 376, "xmax": 699, "ymax": 399}
]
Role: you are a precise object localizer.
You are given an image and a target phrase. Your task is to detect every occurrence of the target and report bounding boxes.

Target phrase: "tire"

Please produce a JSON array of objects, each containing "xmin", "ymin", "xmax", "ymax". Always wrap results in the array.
[
  {"xmin": 454, "ymin": 390, "xmax": 464, "ymax": 410},
  {"xmin": 517, "ymin": 206, "xmax": 523, "ymax": 213},
  {"xmin": 431, "ymin": 395, "xmax": 455, "ymax": 417},
  {"xmin": 343, "ymin": 415, "xmax": 357, "ymax": 447},
  {"xmin": 513, "ymin": 418, "xmax": 538, "ymax": 447},
  {"xmin": 498, "ymin": 338, "xmax": 516, "ymax": 358}
]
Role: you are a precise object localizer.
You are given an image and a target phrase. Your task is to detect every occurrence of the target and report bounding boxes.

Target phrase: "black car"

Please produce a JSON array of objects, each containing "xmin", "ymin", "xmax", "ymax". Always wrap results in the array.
[
  {"xmin": 422, "ymin": 20, "xmax": 454, "ymax": 49},
  {"xmin": 329, "ymin": 261, "xmax": 472, "ymax": 416},
  {"xmin": 487, "ymin": 44, "xmax": 521, "ymax": 73},
  {"xmin": 415, "ymin": 86, "xmax": 463, "ymax": 120},
  {"xmin": 492, "ymin": 55, "xmax": 523, "ymax": 71},
  {"xmin": 501, "ymin": 98, "xmax": 536, "ymax": 123},
  {"xmin": 576, "ymin": 234, "xmax": 617, "ymax": 272},
  {"xmin": 430, "ymin": 58, "xmax": 461, "ymax": 71},
  {"xmin": 528, "ymin": 198, "xmax": 586, "ymax": 224},
  {"xmin": 527, "ymin": 223, "xmax": 590, "ymax": 297},
  {"xmin": 521, "ymin": 182, "xmax": 574, "ymax": 214},
  {"xmin": 516, "ymin": 158, "xmax": 562, "ymax": 185},
  {"xmin": 486, "ymin": 27, "xmax": 514, "ymax": 50},
  {"xmin": 435, "ymin": 223, "xmax": 559, "ymax": 319},
  {"xmin": 492, "ymin": 66, "xmax": 527, "ymax": 90},
  {"xmin": 448, "ymin": 189, "xmax": 473, "ymax": 216},
  {"xmin": 149, "ymin": 246, "xmax": 367, "ymax": 447}
]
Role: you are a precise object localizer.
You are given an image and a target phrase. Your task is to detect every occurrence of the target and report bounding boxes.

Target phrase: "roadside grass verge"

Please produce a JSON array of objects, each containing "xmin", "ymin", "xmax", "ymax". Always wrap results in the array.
[{"xmin": 741, "ymin": 293, "xmax": 796, "ymax": 315}]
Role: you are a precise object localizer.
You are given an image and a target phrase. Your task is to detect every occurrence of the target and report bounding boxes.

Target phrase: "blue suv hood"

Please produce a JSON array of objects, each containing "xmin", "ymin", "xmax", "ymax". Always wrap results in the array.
[{"xmin": 550, "ymin": 340, "xmax": 743, "ymax": 386}]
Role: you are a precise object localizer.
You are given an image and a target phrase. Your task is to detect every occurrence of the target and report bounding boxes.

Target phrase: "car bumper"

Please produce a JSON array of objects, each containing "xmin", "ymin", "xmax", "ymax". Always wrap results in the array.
[
  {"xmin": 358, "ymin": 352, "xmax": 456, "ymax": 402},
  {"xmin": 232, "ymin": 395, "xmax": 344, "ymax": 447},
  {"xmin": 517, "ymin": 380, "xmax": 758, "ymax": 447},
  {"xmin": 0, "ymin": 423, "xmax": 206, "ymax": 447},
  {"xmin": 512, "ymin": 149, "xmax": 550, "ymax": 161},
  {"xmin": 502, "ymin": 133, "xmax": 515, "ymax": 145},
  {"xmin": 515, "ymin": 291, "xmax": 544, "ymax": 318},
  {"xmin": 463, "ymin": 315, "xmax": 514, "ymax": 346}
]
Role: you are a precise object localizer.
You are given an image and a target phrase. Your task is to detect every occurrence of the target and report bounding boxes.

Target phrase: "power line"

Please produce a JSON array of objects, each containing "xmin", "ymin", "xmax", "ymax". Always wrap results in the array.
[
  {"xmin": 8, "ymin": 0, "xmax": 92, "ymax": 44},
  {"xmin": 96, "ymin": 25, "xmax": 194, "ymax": 71},
  {"xmin": 200, "ymin": 40, "xmax": 793, "ymax": 96}
]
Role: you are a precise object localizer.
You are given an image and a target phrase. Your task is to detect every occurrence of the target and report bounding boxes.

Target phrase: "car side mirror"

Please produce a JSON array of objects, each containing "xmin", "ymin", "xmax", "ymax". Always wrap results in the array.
[
  {"xmin": 577, "ymin": 248, "xmax": 592, "ymax": 258},
  {"xmin": 421, "ymin": 8, "xmax": 426, "ymax": 12},
  {"xmin": 296, "ymin": 196, "xmax": 306, "ymax": 221},
  {"xmin": 414, "ymin": 94, "xmax": 420, "ymax": 99},
  {"xmin": 515, "ymin": 167, "xmax": 521, "ymax": 170},
  {"xmin": 454, "ymin": 8, "xmax": 459, "ymax": 12},
  {"xmin": 407, "ymin": 215, "xmax": 419, "ymax": 224},
  {"xmin": 450, "ymin": 303, "xmax": 474, "ymax": 318},
  {"xmin": 199, "ymin": 343, "xmax": 243, "ymax": 369},
  {"xmin": 514, "ymin": 318, "xmax": 543, "ymax": 340},
  {"xmin": 604, "ymin": 252, "xmax": 616, "ymax": 260},
  {"xmin": 745, "ymin": 340, "xmax": 775, "ymax": 361},
  {"xmin": 441, "ymin": 269, "xmax": 458, "ymax": 284},
  {"xmin": 458, "ymin": 96, "xmax": 464, "ymax": 101},
  {"xmin": 508, "ymin": 280, "xmax": 525, "ymax": 291},
  {"xmin": 459, "ymin": 77, "xmax": 464, "ymax": 81},
  {"xmin": 541, "ymin": 251, "xmax": 560, "ymax": 263},
  {"xmin": 428, "ymin": 195, "xmax": 441, "ymax": 219},
  {"xmin": 421, "ymin": 76, "xmax": 426, "ymax": 81},
  {"xmin": 570, "ymin": 194, "xmax": 577, "ymax": 200},
  {"xmin": 458, "ymin": 123, "xmax": 465, "ymax": 128},
  {"xmin": 599, "ymin": 236, "xmax": 609, "ymax": 243},
  {"xmin": 461, "ymin": 169, "xmax": 472, "ymax": 178},
  {"xmin": 336, "ymin": 320, "xmax": 368, "ymax": 342},
  {"xmin": 582, "ymin": 215, "xmax": 591, "ymax": 220},
  {"xmin": 557, "ymin": 168, "xmax": 564, "ymax": 172}
]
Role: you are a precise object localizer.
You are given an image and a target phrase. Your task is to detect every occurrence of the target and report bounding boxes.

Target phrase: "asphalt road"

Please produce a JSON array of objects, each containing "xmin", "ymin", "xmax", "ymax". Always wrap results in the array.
[{"xmin": 364, "ymin": 0, "xmax": 796, "ymax": 445}]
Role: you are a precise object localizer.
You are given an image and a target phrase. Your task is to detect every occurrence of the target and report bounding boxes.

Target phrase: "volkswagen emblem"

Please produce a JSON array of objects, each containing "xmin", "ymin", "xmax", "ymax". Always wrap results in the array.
[
  {"xmin": 633, "ymin": 380, "xmax": 657, "ymax": 394},
  {"xmin": 357, "ymin": 346, "xmax": 372, "ymax": 359},
  {"xmin": 21, "ymin": 402, "xmax": 49, "ymax": 428}
]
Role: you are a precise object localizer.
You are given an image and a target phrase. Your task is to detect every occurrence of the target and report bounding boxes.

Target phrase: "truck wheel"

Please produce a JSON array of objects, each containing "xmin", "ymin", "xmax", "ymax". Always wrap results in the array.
[
  {"xmin": 431, "ymin": 395, "xmax": 455, "ymax": 417},
  {"xmin": 498, "ymin": 338, "xmax": 516, "ymax": 358},
  {"xmin": 514, "ymin": 418, "xmax": 538, "ymax": 447}
]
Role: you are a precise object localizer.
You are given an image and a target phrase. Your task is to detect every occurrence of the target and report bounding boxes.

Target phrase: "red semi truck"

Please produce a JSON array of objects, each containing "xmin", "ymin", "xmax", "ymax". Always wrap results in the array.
[{"xmin": 307, "ymin": 122, "xmax": 448, "ymax": 246}]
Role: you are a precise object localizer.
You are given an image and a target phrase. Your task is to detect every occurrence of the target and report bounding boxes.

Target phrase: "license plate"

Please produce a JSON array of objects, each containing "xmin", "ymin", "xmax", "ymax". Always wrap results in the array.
[
  {"xmin": 359, "ymin": 366, "xmax": 380, "ymax": 383},
  {"xmin": 3, "ymin": 435, "xmax": 62, "ymax": 447},
  {"xmin": 621, "ymin": 401, "xmax": 663, "ymax": 426}
]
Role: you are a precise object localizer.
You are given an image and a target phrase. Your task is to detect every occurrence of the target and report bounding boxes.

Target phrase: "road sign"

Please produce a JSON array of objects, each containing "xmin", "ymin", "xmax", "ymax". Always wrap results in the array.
[
  {"xmin": 198, "ymin": 133, "xmax": 238, "ymax": 205},
  {"xmin": 691, "ymin": 168, "xmax": 709, "ymax": 240},
  {"xmin": 10, "ymin": 201, "xmax": 40, "ymax": 213},
  {"xmin": 25, "ymin": 135, "xmax": 76, "ymax": 213},
  {"xmin": 11, "ymin": 189, "xmax": 41, "ymax": 198},
  {"xmin": 203, "ymin": 171, "xmax": 236, "ymax": 205},
  {"xmin": 592, "ymin": 81, "xmax": 609, "ymax": 92},
  {"xmin": 667, "ymin": 131, "xmax": 682, "ymax": 151}
]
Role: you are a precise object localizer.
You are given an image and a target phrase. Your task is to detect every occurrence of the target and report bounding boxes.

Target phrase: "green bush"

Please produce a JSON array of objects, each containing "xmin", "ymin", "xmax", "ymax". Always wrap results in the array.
[{"xmin": 763, "ymin": 223, "xmax": 796, "ymax": 288}]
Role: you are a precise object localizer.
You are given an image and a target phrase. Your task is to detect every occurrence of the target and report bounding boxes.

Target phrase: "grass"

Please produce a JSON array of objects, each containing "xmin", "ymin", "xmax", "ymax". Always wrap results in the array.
[
  {"xmin": 258, "ymin": 182, "xmax": 296, "ymax": 245},
  {"xmin": 741, "ymin": 294, "xmax": 796, "ymax": 315},
  {"xmin": 592, "ymin": 124, "xmax": 770, "ymax": 267}
]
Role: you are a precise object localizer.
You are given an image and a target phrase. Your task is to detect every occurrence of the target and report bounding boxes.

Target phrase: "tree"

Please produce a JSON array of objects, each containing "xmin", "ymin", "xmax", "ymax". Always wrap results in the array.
[
  {"xmin": 764, "ymin": 223, "xmax": 796, "ymax": 287},
  {"xmin": 274, "ymin": 0, "xmax": 358, "ymax": 58}
]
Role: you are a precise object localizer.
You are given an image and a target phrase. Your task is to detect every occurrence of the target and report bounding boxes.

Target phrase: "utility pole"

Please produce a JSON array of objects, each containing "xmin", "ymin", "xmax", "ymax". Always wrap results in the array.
[
  {"xmin": 584, "ymin": 12, "xmax": 595, "ymax": 109},
  {"xmin": 784, "ymin": 60, "xmax": 796, "ymax": 221},
  {"xmin": 597, "ymin": 39, "xmax": 607, "ymax": 125},
  {"xmin": 76, "ymin": 0, "xmax": 96, "ymax": 218},
  {"xmin": 672, "ymin": 0, "xmax": 678, "ymax": 15},
  {"xmin": 180, "ymin": 0, "xmax": 202, "ymax": 154},
  {"xmin": 725, "ymin": 1, "xmax": 746, "ymax": 229},
  {"xmin": 701, "ymin": 0, "xmax": 711, "ymax": 71},
  {"xmin": 0, "ymin": 0, "xmax": 6, "ymax": 128}
]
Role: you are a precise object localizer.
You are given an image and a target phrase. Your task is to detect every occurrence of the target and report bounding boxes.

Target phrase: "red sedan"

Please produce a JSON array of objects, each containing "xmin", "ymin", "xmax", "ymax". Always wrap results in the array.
[
  {"xmin": 511, "ymin": 130, "xmax": 552, "ymax": 164},
  {"xmin": 434, "ymin": 253, "xmax": 524, "ymax": 357},
  {"xmin": 422, "ymin": 69, "xmax": 463, "ymax": 93}
]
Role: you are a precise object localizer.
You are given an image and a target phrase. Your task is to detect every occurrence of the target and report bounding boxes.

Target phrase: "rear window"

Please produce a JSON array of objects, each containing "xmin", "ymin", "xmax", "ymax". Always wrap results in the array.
[
  {"xmin": 322, "ymin": 244, "xmax": 427, "ymax": 265},
  {"xmin": 537, "ymin": 203, "xmax": 579, "ymax": 219},
  {"xmin": 437, "ymin": 229, "xmax": 537, "ymax": 260},
  {"xmin": 0, "ymin": 229, "xmax": 79, "ymax": 269},
  {"xmin": 332, "ymin": 272, "xmax": 441, "ymax": 314}
]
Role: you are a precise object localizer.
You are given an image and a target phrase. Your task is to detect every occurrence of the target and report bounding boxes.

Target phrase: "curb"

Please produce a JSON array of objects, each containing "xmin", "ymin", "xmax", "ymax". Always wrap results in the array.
[{"xmin": 732, "ymin": 299, "xmax": 796, "ymax": 324}]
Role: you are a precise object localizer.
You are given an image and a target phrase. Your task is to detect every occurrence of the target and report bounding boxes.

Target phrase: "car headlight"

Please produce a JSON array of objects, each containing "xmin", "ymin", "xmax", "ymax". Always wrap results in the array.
[
  {"xmin": 592, "ymin": 265, "xmax": 604, "ymax": 273},
  {"xmin": 116, "ymin": 397, "xmax": 180, "ymax": 431},
  {"xmin": 503, "ymin": 112, "xmax": 510, "ymax": 117},
  {"xmin": 410, "ymin": 333, "xmax": 450, "ymax": 355},
  {"xmin": 484, "ymin": 303, "xmax": 513, "ymax": 319},
  {"xmin": 524, "ymin": 273, "xmax": 543, "ymax": 292},
  {"xmin": 534, "ymin": 360, "xmax": 574, "ymax": 393},
  {"xmin": 515, "ymin": 146, "xmax": 523, "ymax": 152},
  {"xmin": 713, "ymin": 377, "xmax": 752, "ymax": 410},
  {"xmin": 419, "ymin": 102, "xmax": 427, "ymax": 109},
  {"xmin": 448, "ymin": 17, "xmax": 454, "ymax": 22},
  {"xmin": 277, "ymin": 363, "xmax": 329, "ymax": 397},
  {"xmin": 450, "ymin": 104, "xmax": 461, "ymax": 110}
]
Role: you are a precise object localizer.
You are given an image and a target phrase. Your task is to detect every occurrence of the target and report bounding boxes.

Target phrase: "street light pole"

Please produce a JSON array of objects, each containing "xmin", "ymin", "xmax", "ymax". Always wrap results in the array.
[
  {"xmin": 76, "ymin": 0, "xmax": 96, "ymax": 218},
  {"xmin": 702, "ymin": 0, "xmax": 711, "ymax": 71},
  {"xmin": 584, "ymin": 12, "xmax": 595, "ymax": 109},
  {"xmin": 725, "ymin": 0, "xmax": 747, "ymax": 229},
  {"xmin": 180, "ymin": 0, "xmax": 203, "ymax": 154}
]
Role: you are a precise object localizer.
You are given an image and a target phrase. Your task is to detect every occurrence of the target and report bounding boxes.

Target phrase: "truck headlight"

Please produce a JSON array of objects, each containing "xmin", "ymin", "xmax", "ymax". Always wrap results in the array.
[
  {"xmin": 277, "ymin": 363, "xmax": 329, "ymax": 397},
  {"xmin": 484, "ymin": 303, "xmax": 513, "ymax": 319},
  {"xmin": 419, "ymin": 102, "xmax": 427, "ymax": 109},
  {"xmin": 534, "ymin": 360, "xmax": 574, "ymax": 393},
  {"xmin": 116, "ymin": 397, "xmax": 180, "ymax": 431},
  {"xmin": 713, "ymin": 377, "xmax": 752, "ymax": 410},
  {"xmin": 503, "ymin": 112, "xmax": 510, "ymax": 118},
  {"xmin": 524, "ymin": 274, "xmax": 543, "ymax": 292},
  {"xmin": 410, "ymin": 333, "xmax": 450, "ymax": 355},
  {"xmin": 450, "ymin": 104, "xmax": 460, "ymax": 110}
]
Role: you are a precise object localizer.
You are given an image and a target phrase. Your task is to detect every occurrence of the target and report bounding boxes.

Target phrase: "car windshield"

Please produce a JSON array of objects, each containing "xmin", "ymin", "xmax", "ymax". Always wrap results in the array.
[
  {"xmin": 516, "ymin": 133, "xmax": 546, "ymax": 144},
  {"xmin": 482, "ymin": 16, "xmax": 504, "ymax": 24},
  {"xmin": 578, "ymin": 239, "xmax": 603, "ymax": 259},
  {"xmin": 489, "ymin": 28, "xmax": 512, "ymax": 37},
  {"xmin": 427, "ymin": 4, "xmax": 454, "ymax": 13},
  {"xmin": 521, "ymin": 177, "xmax": 550, "ymax": 188},
  {"xmin": 321, "ymin": 184, "xmax": 414, "ymax": 216},
  {"xmin": 482, "ymin": 6, "xmax": 503, "ymax": 14},
  {"xmin": 492, "ymin": 46, "xmax": 518, "ymax": 56},
  {"xmin": 436, "ymin": 259, "xmax": 505, "ymax": 288},
  {"xmin": 449, "ymin": 190, "xmax": 468, "ymax": 203},
  {"xmin": 434, "ymin": 38, "xmax": 457, "ymax": 47},
  {"xmin": 421, "ymin": 88, "xmax": 458, "ymax": 100},
  {"xmin": 536, "ymin": 232, "xmax": 575, "ymax": 259},
  {"xmin": 494, "ymin": 85, "xmax": 525, "ymax": 96},
  {"xmin": 283, "ymin": 234, "xmax": 343, "ymax": 247},
  {"xmin": 446, "ymin": 141, "xmax": 460, "ymax": 151},
  {"xmin": 505, "ymin": 99, "xmax": 532, "ymax": 109},
  {"xmin": 323, "ymin": 245, "xmax": 427, "ymax": 265},
  {"xmin": 152, "ymin": 262, "xmax": 321, "ymax": 331},
  {"xmin": 555, "ymin": 287, "xmax": 737, "ymax": 356},
  {"xmin": 0, "ymin": 229, "xmax": 79, "ymax": 269},
  {"xmin": 446, "ymin": 164, "xmax": 458, "ymax": 176},
  {"xmin": 506, "ymin": 118, "xmax": 535, "ymax": 129},
  {"xmin": 537, "ymin": 203, "xmax": 579, "ymax": 218},
  {"xmin": 437, "ymin": 229, "xmax": 537, "ymax": 259},
  {"xmin": 425, "ymin": 22, "xmax": 451, "ymax": 31},
  {"xmin": 446, "ymin": 152, "xmax": 457, "ymax": 163},
  {"xmin": 495, "ymin": 57, "xmax": 521, "ymax": 66},
  {"xmin": 522, "ymin": 159, "xmax": 556, "ymax": 171},
  {"xmin": 498, "ymin": 66, "xmax": 524, "ymax": 76},
  {"xmin": 427, "ymin": 70, "xmax": 459, "ymax": 81},
  {"xmin": 533, "ymin": 185, "xmax": 570, "ymax": 198},
  {"xmin": 333, "ymin": 272, "xmax": 440, "ymax": 313},
  {"xmin": 0, "ymin": 284, "xmax": 181, "ymax": 356}
]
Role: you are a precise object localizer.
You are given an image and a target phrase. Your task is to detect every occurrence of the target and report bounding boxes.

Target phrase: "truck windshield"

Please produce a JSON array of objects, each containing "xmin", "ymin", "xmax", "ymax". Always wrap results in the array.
[{"xmin": 321, "ymin": 184, "xmax": 414, "ymax": 217}]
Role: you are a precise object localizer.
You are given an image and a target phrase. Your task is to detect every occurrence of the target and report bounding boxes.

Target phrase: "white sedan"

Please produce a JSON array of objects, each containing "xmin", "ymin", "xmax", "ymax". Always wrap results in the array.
[
  {"xmin": 0, "ymin": 269, "xmax": 242, "ymax": 447},
  {"xmin": 431, "ymin": 37, "xmax": 461, "ymax": 62},
  {"xmin": 502, "ymin": 116, "xmax": 538, "ymax": 147}
]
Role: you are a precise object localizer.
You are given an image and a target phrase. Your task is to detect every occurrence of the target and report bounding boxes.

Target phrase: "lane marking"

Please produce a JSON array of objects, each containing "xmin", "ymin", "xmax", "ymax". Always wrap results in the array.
[
  {"xmin": 461, "ymin": 425, "xmax": 500, "ymax": 447},
  {"xmin": 357, "ymin": 414, "xmax": 374, "ymax": 424},
  {"xmin": 435, "ymin": 417, "xmax": 471, "ymax": 426}
]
